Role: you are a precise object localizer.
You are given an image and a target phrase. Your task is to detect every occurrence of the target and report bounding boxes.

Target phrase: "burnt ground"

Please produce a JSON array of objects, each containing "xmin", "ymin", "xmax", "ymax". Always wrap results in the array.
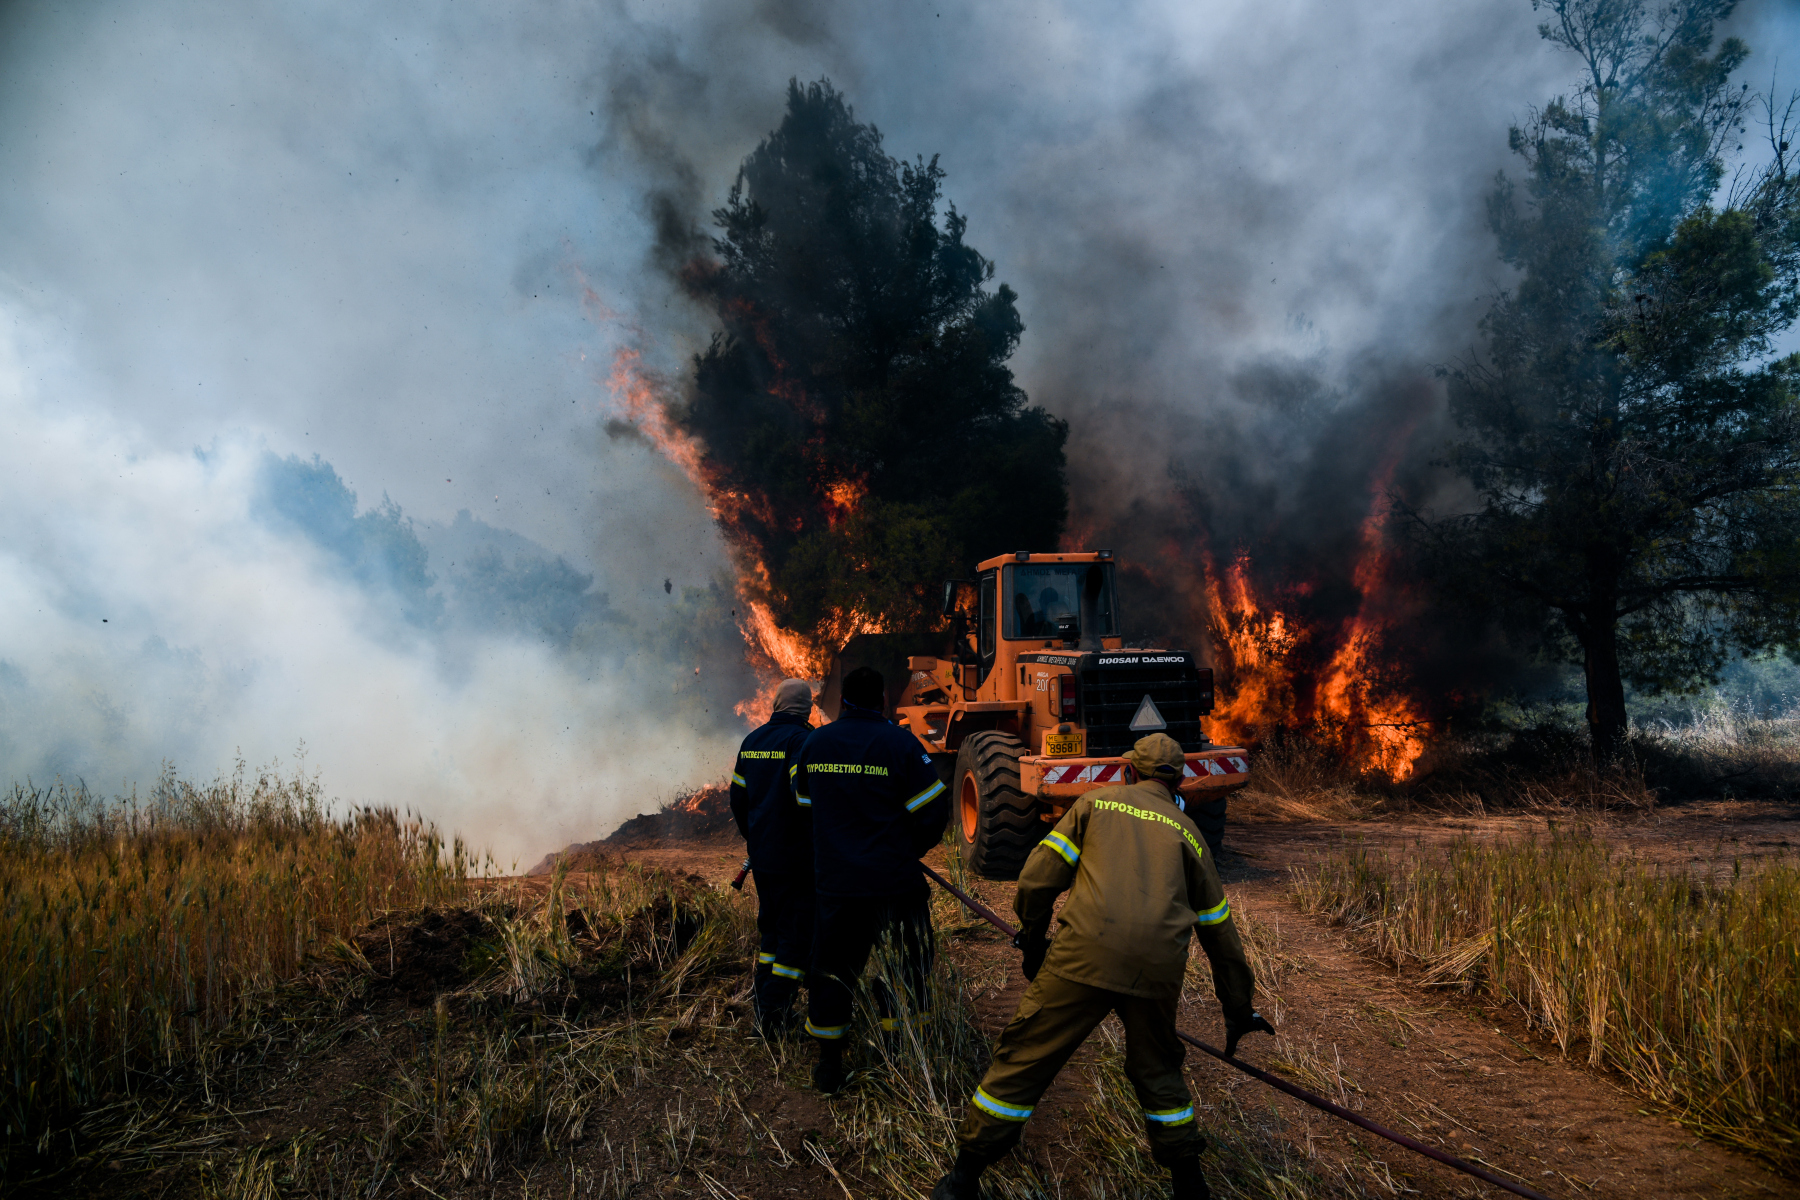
[{"xmin": 614, "ymin": 802, "xmax": 1798, "ymax": 1199}]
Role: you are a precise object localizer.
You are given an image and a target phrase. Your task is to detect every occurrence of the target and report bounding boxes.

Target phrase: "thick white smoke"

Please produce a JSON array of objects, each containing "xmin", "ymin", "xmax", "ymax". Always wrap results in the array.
[{"xmin": 0, "ymin": 306, "xmax": 738, "ymax": 867}]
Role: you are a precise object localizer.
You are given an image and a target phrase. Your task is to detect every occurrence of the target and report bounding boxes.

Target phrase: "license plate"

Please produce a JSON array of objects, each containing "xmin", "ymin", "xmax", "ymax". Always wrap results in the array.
[{"xmin": 1044, "ymin": 733, "xmax": 1083, "ymax": 757}]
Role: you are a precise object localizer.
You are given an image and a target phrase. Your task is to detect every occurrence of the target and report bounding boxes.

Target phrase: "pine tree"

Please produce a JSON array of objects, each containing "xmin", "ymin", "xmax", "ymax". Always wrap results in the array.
[
  {"xmin": 1432, "ymin": 0, "xmax": 1800, "ymax": 761},
  {"xmin": 679, "ymin": 80, "xmax": 1068, "ymax": 645}
]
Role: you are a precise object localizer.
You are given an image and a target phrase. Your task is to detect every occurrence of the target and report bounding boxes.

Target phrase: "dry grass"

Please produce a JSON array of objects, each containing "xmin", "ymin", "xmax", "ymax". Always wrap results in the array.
[
  {"xmin": 1231, "ymin": 733, "xmax": 1378, "ymax": 823},
  {"xmin": 1291, "ymin": 831, "xmax": 1800, "ymax": 1169},
  {"xmin": 1639, "ymin": 700, "xmax": 1800, "ymax": 801},
  {"xmin": 0, "ymin": 765, "xmax": 472, "ymax": 1175},
  {"xmin": 7, "ymin": 784, "xmax": 1371, "ymax": 1198},
  {"xmin": 1408, "ymin": 727, "xmax": 1659, "ymax": 813},
  {"xmin": 0, "ymin": 755, "xmax": 1409, "ymax": 1197},
  {"xmin": 1232, "ymin": 718, "xmax": 1702, "ymax": 818}
]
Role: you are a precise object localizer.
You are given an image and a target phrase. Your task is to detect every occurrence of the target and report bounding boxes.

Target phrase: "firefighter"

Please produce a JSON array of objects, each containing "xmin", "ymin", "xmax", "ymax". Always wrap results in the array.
[
  {"xmin": 728, "ymin": 678, "xmax": 817, "ymax": 1036},
  {"xmin": 932, "ymin": 733, "xmax": 1274, "ymax": 1200},
  {"xmin": 790, "ymin": 665, "xmax": 949, "ymax": 1094}
]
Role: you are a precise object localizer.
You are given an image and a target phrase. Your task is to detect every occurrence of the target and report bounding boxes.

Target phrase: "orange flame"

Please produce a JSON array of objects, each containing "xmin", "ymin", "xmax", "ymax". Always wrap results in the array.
[
  {"xmin": 1315, "ymin": 491, "xmax": 1427, "ymax": 778},
  {"xmin": 1197, "ymin": 426, "xmax": 1429, "ymax": 780},
  {"xmin": 603, "ymin": 342, "xmax": 873, "ymax": 728},
  {"xmin": 824, "ymin": 478, "xmax": 865, "ymax": 529},
  {"xmin": 1202, "ymin": 548, "xmax": 1426, "ymax": 780},
  {"xmin": 605, "ymin": 348, "xmax": 705, "ymax": 485}
]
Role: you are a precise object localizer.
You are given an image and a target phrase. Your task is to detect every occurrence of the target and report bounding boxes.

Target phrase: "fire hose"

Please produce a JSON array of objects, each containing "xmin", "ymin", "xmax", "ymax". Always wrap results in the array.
[{"xmin": 918, "ymin": 863, "xmax": 1559, "ymax": 1200}]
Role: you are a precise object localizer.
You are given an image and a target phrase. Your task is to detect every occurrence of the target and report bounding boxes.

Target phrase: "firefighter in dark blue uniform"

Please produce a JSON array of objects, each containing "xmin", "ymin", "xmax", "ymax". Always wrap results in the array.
[
  {"xmin": 728, "ymin": 678, "xmax": 817, "ymax": 1036},
  {"xmin": 789, "ymin": 666, "xmax": 949, "ymax": 1093}
]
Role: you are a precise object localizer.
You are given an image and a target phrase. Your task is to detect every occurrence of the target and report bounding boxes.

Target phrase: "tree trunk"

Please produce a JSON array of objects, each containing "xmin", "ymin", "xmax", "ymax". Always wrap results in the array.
[{"xmin": 1582, "ymin": 621, "xmax": 1629, "ymax": 766}]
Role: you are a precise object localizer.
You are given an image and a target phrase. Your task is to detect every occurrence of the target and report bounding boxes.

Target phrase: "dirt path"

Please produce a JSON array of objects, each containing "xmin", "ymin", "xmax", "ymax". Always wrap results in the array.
[
  {"xmin": 1219, "ymin": 829, "xmax": 1784, "ymax": 1199},
  {"xmin": 600, "ymin": 809, "xmax": 1793, "ymax": 1199}
]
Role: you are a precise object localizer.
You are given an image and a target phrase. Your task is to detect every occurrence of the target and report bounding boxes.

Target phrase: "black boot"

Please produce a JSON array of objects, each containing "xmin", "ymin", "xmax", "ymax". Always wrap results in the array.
[
  {"xmin": 1167, "ymin": 1157, "xmax": 1210, "ymax": 1200},
  {"xmin": 811, "ymin": 1038, "xmax": 847, "ymax": 1095},
  {"xmin": 929, "ymin": 1148, "xmax": 991, "ymax": 1200},
  {"xmin": 754, "ymin": 976, "xmax": 799, "ymax": 1038}
]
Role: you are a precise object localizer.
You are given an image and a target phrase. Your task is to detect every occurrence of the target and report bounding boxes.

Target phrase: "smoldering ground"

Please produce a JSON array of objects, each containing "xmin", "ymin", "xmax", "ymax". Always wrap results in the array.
[{"xmin": 3, "ymin": 0, "xmax": 1799, "ymax": 855}]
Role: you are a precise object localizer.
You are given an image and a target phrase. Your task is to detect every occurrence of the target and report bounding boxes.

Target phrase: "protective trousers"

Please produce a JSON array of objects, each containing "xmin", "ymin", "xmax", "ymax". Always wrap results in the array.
[
  {"xmin": 806, "ymin": 890, "xmax": 934, "ymax": 1042},
  {"xmin": 752, "ymin": 874, "xmax": 814, "ymax": 1033},
  {"xmin": 956, "ymin": 971, "xmax": 1206, "ymax": 1164}
]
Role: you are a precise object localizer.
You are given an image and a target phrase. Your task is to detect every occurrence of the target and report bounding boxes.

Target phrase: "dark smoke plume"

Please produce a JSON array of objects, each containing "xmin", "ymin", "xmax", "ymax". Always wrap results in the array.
[{"xmin": 577, "ymin": 3, "xmax": 1636, "ymax": 744}]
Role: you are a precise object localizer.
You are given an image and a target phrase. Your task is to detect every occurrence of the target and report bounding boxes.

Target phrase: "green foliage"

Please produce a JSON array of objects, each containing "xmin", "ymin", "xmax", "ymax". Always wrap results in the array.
[
  {"xmin": 679, "ymin": 79, "xmax": 1069, "ymax": 643},
  {"xmin": 1427, "ymin": 0, "xmax": 1800, "ymax": 759}
]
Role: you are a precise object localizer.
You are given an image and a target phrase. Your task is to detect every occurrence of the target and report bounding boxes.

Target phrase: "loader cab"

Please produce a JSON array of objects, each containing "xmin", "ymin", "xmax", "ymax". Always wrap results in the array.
[
  {"xmin": 945, "ymin": 552, "xmax": 1124, "ymax": 700},
  {"xmin": 1001, "ymin": 560, "xmax": 1118, "ymax": 647}
]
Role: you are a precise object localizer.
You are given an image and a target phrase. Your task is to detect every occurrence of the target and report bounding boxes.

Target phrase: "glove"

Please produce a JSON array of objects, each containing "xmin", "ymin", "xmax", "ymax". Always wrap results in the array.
[
  {"xmin": 1223, "ymin": 1011, "xmax": 1275, "ymax": 1057},
  {"xmin": 1012, "ymin": 931, "xmax": 1050, "ymax": 981}
]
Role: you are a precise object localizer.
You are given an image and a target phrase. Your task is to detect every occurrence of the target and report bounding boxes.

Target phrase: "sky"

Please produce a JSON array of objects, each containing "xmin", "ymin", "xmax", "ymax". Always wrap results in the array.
[{"xmin": 1, "ymin": 0, "xmax": 1796, "ymax": 861}]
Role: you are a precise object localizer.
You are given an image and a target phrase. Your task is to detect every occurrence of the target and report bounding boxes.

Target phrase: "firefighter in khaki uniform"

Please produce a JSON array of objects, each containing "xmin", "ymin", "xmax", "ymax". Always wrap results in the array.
[
  {"xmin": 728, "ymin": 679, "xmax": 817, "ymax": 1036},
  {"xmin": 933, "ymin": 733, "xmax": 1274, "ymax": 1200}
]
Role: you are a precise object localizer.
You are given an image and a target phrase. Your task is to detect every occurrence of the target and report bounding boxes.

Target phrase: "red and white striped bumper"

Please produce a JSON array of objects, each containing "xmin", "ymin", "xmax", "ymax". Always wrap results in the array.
[
  {"xmin": 1041, "ymin": 761, "xmax": 1132, "ymax": 785},
  {"xmin": 1020, "ymin": 749, "xmax": 1250, "ymax": 801},
  {"xmin": 1183, "ymin": 754, "xmax": 1249, "ymax": 780}
]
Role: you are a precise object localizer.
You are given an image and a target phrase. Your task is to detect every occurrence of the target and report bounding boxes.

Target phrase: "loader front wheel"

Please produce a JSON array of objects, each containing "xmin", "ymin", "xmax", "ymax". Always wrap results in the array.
[{"xmin": 954, "ymin": 731, "xmax": 1043, "ymax": 881}]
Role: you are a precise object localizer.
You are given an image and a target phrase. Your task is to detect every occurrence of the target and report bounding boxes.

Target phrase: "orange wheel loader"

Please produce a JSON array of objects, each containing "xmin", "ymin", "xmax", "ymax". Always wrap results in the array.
[{"xmin": 893, "ymin": 550, "xmax": 1250, "ymax": 880}]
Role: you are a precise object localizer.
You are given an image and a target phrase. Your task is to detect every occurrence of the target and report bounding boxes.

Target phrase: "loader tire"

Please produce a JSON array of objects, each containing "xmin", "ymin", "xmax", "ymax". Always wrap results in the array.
[{"xmin": 954, "ymin": 731, "xmax": 1044, "ymax": 881}]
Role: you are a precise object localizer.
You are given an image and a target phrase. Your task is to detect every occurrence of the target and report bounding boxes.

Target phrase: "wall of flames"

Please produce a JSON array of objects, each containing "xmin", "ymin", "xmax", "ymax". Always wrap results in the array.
[
  {"xmin": 607, "ymin": 332, "xmax": 1428, "ymax": 778},
  {"xmin": 1194, "ymin": 490, "xmax": 1428, "ymax": 781}
]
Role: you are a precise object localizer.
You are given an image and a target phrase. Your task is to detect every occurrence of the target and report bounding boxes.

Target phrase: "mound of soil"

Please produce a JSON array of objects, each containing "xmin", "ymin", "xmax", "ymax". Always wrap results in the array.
[
  {"xmin": 525, "ymin": 841, "xmax": 613, "ymax": 875},
  {"xmin": 346, "ymin": 871, "xmax": 721, "ymax": 1016},
  {"xmin": 606, "ymin": 783, "xmax": 736, "ymax": 844},
  {"xmin": 352, "ymin": 907, "xmax": 491, "ymax": 1004},
  {"xmin": 529, "ymin": 784, "xmax": 739, "ymax": 872},
  {"xmin": 561, "ymin": 890, "xmax": 712, "ymax": 1010}
]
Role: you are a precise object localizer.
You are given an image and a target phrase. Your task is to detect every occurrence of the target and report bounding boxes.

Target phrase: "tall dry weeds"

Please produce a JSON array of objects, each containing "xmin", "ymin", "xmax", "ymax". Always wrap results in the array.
[
  {"xmin": 1292, "ymin": 832, "xmax": 1800, "ymax": 1169},
  {"xmin": 10, "ymin": 782, "xmax": 1385, "ymax": 1196},
  {"xmin": 1638, "ymin": 699, "xmax": 1800, "ymax": 801},
  {"xmin": 1232, "ymin": 732, "xmax": 1376, "ymax": 823},
  {"xmin": 0, "ymin": 765, "xmax": 472, "ymax": 1171}
]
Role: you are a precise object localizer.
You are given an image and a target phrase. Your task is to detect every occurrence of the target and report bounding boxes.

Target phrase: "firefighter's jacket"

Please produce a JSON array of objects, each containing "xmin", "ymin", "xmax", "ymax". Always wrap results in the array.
[
  {"xmin": 729, "ymin": 712, "xmax": 815, "ymax": 879},
  {"xmin": 790, "ymin": 706, "xmax": 949, "ymax": 898},
  {"xmin": 1015, "ymin": 779, "xmax": 1255, "ymax": 1010}
]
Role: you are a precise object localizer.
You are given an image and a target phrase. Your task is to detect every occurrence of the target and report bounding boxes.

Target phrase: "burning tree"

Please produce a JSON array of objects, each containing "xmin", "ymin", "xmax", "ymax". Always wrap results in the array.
[
  {"xmin": 1427, "ymin": 0, "xmax": 1800, "ymax": 763},
  {"xmin": 675, "ymin": 80, "xmax": 1068, "ymax": 659}
]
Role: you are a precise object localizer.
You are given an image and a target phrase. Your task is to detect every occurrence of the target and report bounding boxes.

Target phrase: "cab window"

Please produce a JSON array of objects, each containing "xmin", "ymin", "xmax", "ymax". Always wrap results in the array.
[
  {"xmin": 978, "ymin": 571, "xmax": 996, "ymax": 673},
  {"xmin": 1005, "ymin": 563, "xmax": 1117, "ymax": 639}
]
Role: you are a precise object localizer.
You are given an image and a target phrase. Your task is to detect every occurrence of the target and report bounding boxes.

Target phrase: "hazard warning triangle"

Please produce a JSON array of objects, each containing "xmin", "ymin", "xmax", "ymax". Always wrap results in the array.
[{"xmin": 1129, "ymin": 693, "xmax": 1167, "ymax": 732}]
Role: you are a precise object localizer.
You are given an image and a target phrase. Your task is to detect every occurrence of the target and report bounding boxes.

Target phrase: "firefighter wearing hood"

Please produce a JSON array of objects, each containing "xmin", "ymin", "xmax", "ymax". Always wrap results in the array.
[{"xmin": 728, "ymin": 678, "xmax": 818, "ymax": 1035}]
